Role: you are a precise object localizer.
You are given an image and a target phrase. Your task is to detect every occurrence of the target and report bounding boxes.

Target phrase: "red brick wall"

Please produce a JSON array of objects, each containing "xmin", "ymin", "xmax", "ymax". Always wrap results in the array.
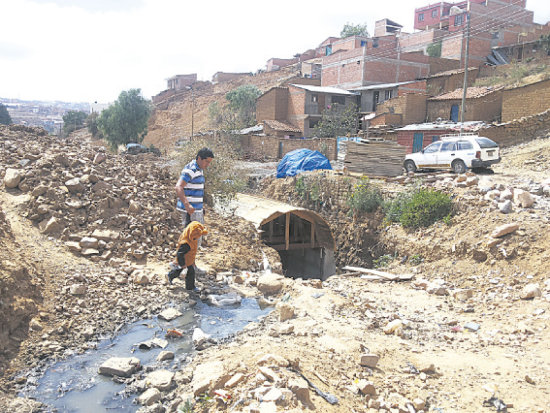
[
  {"xmin": 397, "ymin": 129, "xmax": 454, "ymax": 153},
  {"xmin": 427, "ymin": 91, "xmax": 502, "ymax": 122},
  {"xmin": 239, "ymin": 136, "xmax": 338, "ymax": 160},
  {"xmin": 502, "ymin": 79, "xmax": 550, "ymax": 121},
  {"xmin": 256, "ymin": 88, "xmax": 289, "ymax": 123}
]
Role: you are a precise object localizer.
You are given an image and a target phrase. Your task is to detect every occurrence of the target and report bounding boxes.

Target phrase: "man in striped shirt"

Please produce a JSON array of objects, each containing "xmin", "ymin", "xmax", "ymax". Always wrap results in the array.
[{"xmin": 175, "ymin": 147, "xmax": 214, "ymax": 234}]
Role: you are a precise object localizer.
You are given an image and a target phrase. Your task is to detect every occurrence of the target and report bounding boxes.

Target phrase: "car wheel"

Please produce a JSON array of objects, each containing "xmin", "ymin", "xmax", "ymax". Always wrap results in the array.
[
  {"xmin": 404, "ymin": 160, "xmax": 417, "ymax": 173},
  {"xmin": 452, "ymin": 159, "xmax": 466, "ymax": 174}
]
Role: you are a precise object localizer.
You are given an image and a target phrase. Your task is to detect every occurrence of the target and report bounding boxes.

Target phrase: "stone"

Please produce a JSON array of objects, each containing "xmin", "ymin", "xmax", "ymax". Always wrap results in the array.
[
  {"xmin": 453, "ymin": 289, "xmax": 474, "ymax": 301},
  {"xmin": 225, "ymin": 372, "xmax": 244, "ymax": 388},
  {"xmin": 129, "ymin": 200, "xmax": 142, "ymax": 213},
  {"xmin": 91, "ymin": 229, "xmax": 120, "ymax": 241},
  {"xmin": 93, "ymin": 152, "xmax": 107, "ymax": 164},
  {"xmin": 360, "ymin": 353, "xmax": 380, "ymax": 369},
  {"xmin": 498, "ymin": 200, "xmax": 513, "ymax": 214},
  {"xmin": 98, "ymin": 357, "xmax": 140, "ymax": 377},
  {"xmin": 491, "ymin": 223, "xmax": 519, "ymax": 238},
  {"xmin": 69, "ymin": 284, "xmax": 87, "ymax": 296},
  {"xmin": 413, "ymin": 398, "xmax": 426, "ymax": 410},
  {"xmin": 192, "ymin": 328, "xmax": 212, "ymax": 349},
  {"xmin": 257, "ymin": 354, "xmax": 290, "ymax": 367},
  {"xmin": 472, "ymin": 249, "xmax": 488, "ymax": 262},
  {"xmin": 383, "ymin": 319, "xmax": 404, "ymax": 335},
  {"xmin": 145, "ymin": 369, "xmax": 174, "ymax": 391},
  {"xmin": 514, "ymin": 189, "xmax": 536, "ymax": 208},
  {"xmin": 262, "ymin": 388, "xmax": 283, "ymax": 403},
  {"xmin": 157, "ymin": 351, "xmax": 174, "ymax": 362},
  {"xmin": 357, "ymin": 379, "xmax": 377, "ymax": 396},
  {"xmin": 137, "ymin": 388, "xmax": 161, "ymax": 406},
  {"xmin": 289, "ymin": 378, "xmax": 312, "ymax": 408},
  {"xmin": 39, "ymin": 216, "xmax": 63, "ymax": 234},
  {"xmin": 80, "ymin": 237, "xmax": 99, "ymax": 249},
  {"xmin": 158, "ymin": 308, "xmax": 182, "ymax": 321},
  {"xmin": 4, "ymin": 168, "xmax": 23, "ymax": 188},
  {"xmin": 65, "ymin": 241, "xmax": 81, "ymax": 252},
  {"xmin": 277, "ymin": 302, "xmax": 294, "ymax": 322},
  {"xmin": 191, "ymin": 361, "xmax": 227, "ymax": 396},
  {"xmin": 258, "ymin": 366, "xmax": 279, "ymax": 382},
  {"xmin": 520, "ymin": 283, "xmax": 541, "ymax": 300},
  {"xmin": 133, "ymin": 271, "xmax": 151, "ymax": 285},
  {"xmin": 257, "ymin": 273, "xmax": 283, "ymax": 295},
  {"xmin": 65, "ymin": 178, "xmax": 84, "ymax": 193}
]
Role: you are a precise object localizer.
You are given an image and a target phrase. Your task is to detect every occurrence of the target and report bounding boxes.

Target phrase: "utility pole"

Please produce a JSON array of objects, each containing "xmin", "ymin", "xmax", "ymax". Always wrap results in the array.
[{"xmin": 460, "ymin": 0, "xmax": 471, "ymax": 135}]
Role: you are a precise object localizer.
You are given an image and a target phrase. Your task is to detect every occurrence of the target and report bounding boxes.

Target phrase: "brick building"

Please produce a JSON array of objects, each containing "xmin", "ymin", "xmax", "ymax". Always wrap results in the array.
[
  {"xmin": 501, "ymin": 78, "xmax": 550, "ymax": 122},
  {"xmin": 373, "ymin": 93, "xmax": 429, "ymax": 126},
  {"xmin": 351, "ymin": 80, "xmax": 427, "ymax": 113},
  {"xmin": 396, "ymin": 122, "xmax": 483, "ymax": 153},
  {"xmin": 427, "ymin": 86, "xmax": 503, "ymax": 122},
  {"xmin": 256, "ymin": 84, "xmax": 358, "ymax": 138},
  {"xmin": 426, "ymin": 67, "xmax": 479, "ymax": 96},
  {"xmin": 166, "ymin": 74, "xmax": 197, "ymax": 91}
]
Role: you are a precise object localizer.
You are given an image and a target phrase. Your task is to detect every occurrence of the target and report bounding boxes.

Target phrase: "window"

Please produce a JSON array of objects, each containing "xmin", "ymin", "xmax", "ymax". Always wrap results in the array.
[
  {"xmin": 331, "ymin": 95, "xmax": 345, "ymax": 105},
  {"xmin": 360, "ymin": 40, "xmax": 367, "ymax": 47},
  {"xmin": 325, "ymin": 45, "xmax": 332, "ymax": 56},
  {"xmin": 454, "ymin": 14, "xmax": 464, "ymax": 26},
  {"xmin": 440, "ymin": 142, "xmax": 457, "ymax": 151},
  {"xmin": 384, "ymin": 89, "xmax": 393, "ymax": 100},
  {"xmin": 491, "ymin": 31, "xmax": 500, "ymax": 40},
  {"xmin": 432, "ymin": 9, "xmax": 438, "ymax": 18},
  {"xmin": 457, "ymin": 141, "xmax": 473, "ymax": 150},
  {"xmin": 372, "ymin": 38, "xmax": 379, "ymax": 48},
  {"xmin": 424, "ymin": 142, "xmax": 441, "ymax": 153},
  {"xmin": 432, "ymin": 136, "xmax": 440, "ymax": 142},
  {"xmin": 309, "ymin": 119, "xmax": 319, "ymax": 128},
  {"xmin": 311, "ymin": 94, "xmax": 318, "ymax": 103},
  {"xmin": 418, "ymin": 13, "xmax": 424, "ymax": 22}
]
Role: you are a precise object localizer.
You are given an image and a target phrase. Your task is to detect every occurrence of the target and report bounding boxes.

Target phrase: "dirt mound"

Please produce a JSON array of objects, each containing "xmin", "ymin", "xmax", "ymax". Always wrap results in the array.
[
  {"xmin": 0, "ymin": 205, "xmax": 40, "ymax": 375},
  {"xmin": 0, "ymin": 125, "xmax": 275, "ymax": 272}
]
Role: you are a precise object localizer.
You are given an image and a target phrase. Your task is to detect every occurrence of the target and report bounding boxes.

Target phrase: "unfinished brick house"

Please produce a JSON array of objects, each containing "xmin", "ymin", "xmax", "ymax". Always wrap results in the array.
[
  {"xmin": 352, "ymin": 80, "xmax": 427, "ymax": 113},
  {"xmin": 166, "ymin": 74, "xmax": 197, "ymax": 91},
  {"xmin": 427, "ymin": 86, "xmax": 503, "ymax": 122},
  {"xmin": 501, "ymin": 78, "xmax": 550, "ymax": 122},
  {"xmin": 256, "ymin": 84, "xmax": 358, "ymax": 138},
  {"xmin": 371, "ymin": 92, "xmax": 429, "ymax": 127}
]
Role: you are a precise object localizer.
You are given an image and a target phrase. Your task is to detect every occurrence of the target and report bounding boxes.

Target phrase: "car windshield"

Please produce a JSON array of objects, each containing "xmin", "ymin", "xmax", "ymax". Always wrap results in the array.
[{"xmin": 475, "ymin": 137, "xmax": 498, "ymax": 148}]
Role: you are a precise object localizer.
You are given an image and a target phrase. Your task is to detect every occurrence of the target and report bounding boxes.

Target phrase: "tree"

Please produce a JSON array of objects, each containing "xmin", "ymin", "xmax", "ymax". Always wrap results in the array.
[
  {"xmin": 208, "ymin": 84, "xmax": 261, "ymax": 131},
  {"xmin": 86, "ymin": 111, "xmax": 101, "ymax": 138},
  {"xmin": 313, "ymin": 103, "xmax": 358, "ymax": 138},
  {"xmin": 98, "ymin": 89, "xmax": 151, "ymax": 149},
  {"xmin": 225, "ymin": 84, "xmax": 262, "ymax": 128},
  {"xmin": 426, "ymin": 41, "xmax": 442, "ymax": 58},
  {"xmin": 340, "ymin": 22, "xmax": 369, "ymax": 38},
  {"xmin": 0, "ymin": 103, "xmax": 12, "ymax": 125},
  {"xmin": 62, "ymin": 110, "xmax": 88, "ymax": 136}
]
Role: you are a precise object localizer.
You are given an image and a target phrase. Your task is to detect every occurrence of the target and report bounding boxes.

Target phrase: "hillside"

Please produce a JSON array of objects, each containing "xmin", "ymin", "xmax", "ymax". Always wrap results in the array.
[{"xmin": 144, "ymin": 66, "xmax": 302, "ymax": 151}]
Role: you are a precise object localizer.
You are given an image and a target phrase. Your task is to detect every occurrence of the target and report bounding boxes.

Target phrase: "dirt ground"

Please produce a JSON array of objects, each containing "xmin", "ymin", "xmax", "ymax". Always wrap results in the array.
[{"xmin": 0, "ymin": 126, "xmax": 549, "ymax": 412}]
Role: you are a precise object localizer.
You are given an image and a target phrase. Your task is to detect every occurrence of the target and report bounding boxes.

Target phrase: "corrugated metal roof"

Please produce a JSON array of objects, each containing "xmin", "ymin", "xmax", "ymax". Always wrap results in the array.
[
  {"xmin": 290, "ymin": 84, "xmax": 358, "ymax": 95},
  {"xmin": 232, "ymin": 193, "xmax": 336, "ymax": 250},
  {"xmin": 350, "ymin": 80, "xmax": 417, "ymax": 91},
  {"xmin": 397, "ymin": 121, "xmax": 485, "ymax": 131},
  {"xmin": 429, "ymin": 86, "xmax": 502, "ymax": 100}
]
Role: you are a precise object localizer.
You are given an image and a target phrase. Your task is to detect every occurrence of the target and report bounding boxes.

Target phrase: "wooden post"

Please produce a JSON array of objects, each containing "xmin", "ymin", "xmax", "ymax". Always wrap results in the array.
[
  {"xmin": 311, "ymin": 221, "xmax": 316, "ymax": 248},
  {"xmin": 285, "ymin": 212, "xmax": 290, "ymax": 250}
]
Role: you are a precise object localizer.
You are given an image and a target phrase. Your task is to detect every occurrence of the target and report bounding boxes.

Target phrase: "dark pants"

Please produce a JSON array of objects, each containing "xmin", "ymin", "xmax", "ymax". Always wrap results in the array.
[{"xmin": 185, "ymin": 265, "xmax": 196, "ymax": 290}]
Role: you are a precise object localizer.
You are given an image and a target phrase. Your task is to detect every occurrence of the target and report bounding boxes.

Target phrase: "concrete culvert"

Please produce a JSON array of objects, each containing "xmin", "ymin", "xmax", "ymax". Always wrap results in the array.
[{"xmin": 233, "ymin": 194, "xmax": 336, "ymax": 280}]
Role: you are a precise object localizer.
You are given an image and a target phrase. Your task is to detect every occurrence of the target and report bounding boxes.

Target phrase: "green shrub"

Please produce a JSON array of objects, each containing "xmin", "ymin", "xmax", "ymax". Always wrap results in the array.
[
  {"xmin": 374, "ymin": 253, "xmax": 396, "ymax": 268},
  {"xmin": 383, "ymin": 191, "xmax": 413, "ymax": 223},
  {"xmin": 347, "ymin": 177, "xmax": 383, "ymax": 214},
  {"xmin": 399, "ymin": 189, "xmax": 453, "ymax": 229}
]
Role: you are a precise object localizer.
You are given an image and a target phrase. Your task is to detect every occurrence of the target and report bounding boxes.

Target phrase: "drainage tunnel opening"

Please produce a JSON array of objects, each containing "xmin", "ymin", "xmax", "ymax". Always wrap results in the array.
[{"xmin": 260, "ymin": 211, "xmax": 335, "ymax": 280}]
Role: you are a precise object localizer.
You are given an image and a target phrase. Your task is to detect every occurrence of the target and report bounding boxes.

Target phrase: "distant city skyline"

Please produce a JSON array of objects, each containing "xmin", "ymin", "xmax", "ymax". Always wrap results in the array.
[{"xmin": 1, "ymin": 0, "xmax": 549, "ymax": 104}]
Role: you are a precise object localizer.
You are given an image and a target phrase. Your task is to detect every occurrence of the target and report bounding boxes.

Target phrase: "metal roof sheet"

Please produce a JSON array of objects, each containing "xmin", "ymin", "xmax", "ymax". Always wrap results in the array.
[
  {"xmin": 350, "ymin": 80, "xmax": 417, "ymax": 91},
  {"xmin": 289, "ymin": 84, "xmax": 358, "ymax": 95}
]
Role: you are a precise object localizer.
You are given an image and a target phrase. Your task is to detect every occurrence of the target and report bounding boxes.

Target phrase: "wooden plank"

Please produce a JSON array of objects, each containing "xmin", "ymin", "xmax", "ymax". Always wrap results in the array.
[
  {"xmin": 285, "ymin": 212, "xmax": 290, "ymax": 251},
  {"xmin": 342, "ymin": 265, "xmax": 413, "ymax": 281},
  {"xmin": 311, "ymin": 221, "xmax": 315, "ymax": 248}
]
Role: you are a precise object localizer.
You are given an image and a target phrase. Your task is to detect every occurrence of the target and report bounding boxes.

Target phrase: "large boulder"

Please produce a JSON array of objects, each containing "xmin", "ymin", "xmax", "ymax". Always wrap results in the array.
[{"xmin": 4, "ymin": 168, "xmax": 23, "ymax": 188}]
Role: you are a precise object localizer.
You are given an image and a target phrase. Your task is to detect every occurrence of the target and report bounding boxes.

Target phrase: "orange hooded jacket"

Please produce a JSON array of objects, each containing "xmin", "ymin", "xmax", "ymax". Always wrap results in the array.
[{"xmin": 176, "ymin": 221, "xmax": 208, "ymax": 267}]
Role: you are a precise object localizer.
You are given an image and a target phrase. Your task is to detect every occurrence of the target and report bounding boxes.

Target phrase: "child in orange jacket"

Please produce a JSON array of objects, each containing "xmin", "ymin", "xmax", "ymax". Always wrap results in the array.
[{"xmin": 166, "ymin": 221, "xmax": 208, "ymax": 291}]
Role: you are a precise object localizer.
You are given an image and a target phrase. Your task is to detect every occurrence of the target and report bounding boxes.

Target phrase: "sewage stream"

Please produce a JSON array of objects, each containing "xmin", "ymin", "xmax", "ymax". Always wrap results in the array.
[{"xmin": 23, "ymin": 297, "xmax": 273, "ymax": 413}]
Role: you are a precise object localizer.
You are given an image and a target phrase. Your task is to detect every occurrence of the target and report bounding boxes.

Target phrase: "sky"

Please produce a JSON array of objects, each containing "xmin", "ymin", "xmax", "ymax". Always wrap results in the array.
[{"xmin": 1, "ymin": 0, "xmax": 549, "ymax": 104}]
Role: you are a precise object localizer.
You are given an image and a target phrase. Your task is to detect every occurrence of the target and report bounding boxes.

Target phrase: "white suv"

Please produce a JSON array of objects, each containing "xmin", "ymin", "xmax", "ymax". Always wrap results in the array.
[{"xmin": 403, "ymin": 134, "xmax": 500, "ymax": 174}]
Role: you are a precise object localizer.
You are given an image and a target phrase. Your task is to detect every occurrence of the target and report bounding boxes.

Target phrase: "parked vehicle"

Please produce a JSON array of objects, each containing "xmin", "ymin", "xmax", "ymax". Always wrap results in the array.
[
  {"xmin": 123, "ymin": 143, "xmax": 161, "ymax": 156},
  {"xmin": 403, "ymin": 134, "xmax": 500, "ymax": 174}
]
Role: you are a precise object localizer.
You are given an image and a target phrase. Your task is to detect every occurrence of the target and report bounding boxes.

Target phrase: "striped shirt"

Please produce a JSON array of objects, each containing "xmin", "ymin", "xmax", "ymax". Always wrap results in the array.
[{"xmin": 176, "ymin": 160, "xmax": 205, "ymax": 211}]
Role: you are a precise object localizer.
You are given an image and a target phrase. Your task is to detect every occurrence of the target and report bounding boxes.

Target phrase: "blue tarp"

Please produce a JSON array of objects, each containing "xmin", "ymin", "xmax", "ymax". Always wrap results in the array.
[{"xmin": 276, "ymin": 148, "xmax": 332, "ymax": 178}]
